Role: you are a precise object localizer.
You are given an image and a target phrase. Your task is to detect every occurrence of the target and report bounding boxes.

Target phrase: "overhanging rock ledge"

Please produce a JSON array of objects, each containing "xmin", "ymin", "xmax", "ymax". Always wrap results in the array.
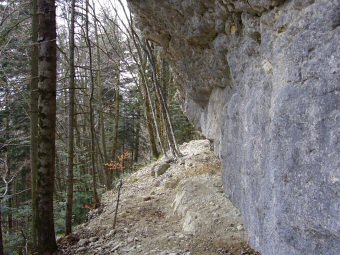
[{"xmin": 127, "ymin": 0, "xmax": 340, "ymax": 254}]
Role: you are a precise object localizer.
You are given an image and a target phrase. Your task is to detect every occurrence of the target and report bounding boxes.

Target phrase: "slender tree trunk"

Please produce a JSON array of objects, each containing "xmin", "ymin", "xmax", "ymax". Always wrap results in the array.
[
  {"xmin": 128, "ymin": 29, "xmax": 165, "ymax": 158},
  {"xmin": 4, "ymin": 99, "xmax": 13, "ymax": 233},
  {"xmin": 55, "ymin": 154, "xmax": 62, "ymax": 193},
  {"xmin": 156, "ymin": 96, "xmax": 168, "ymax": 152},
  {"xmin": 75, "ymin": 112, "xmax": 87, "ymax": 189},
  {"xmin": 0, "ymin": 204, "xmax": 3, "ymax": 255},
  {"xmin": 7, "ymin": 174, "xmax": 12, "ymax": 233},
  {"xmin": 140, "ymin": 52, "xmax": 164, "ymax": 157},
  {"xmin": 36, "ymin": 0, "xmax": 57, "ymax": 252},
  {"xmin": 145, "ymin": 41, "xmax": 182, "ymax": 158},
  {"xmin": 159, "ymin": 57, "xmax": 182, "ymax": 155},
  {"xmin": 113, "ymin": 20, "xmax": 162, "ymax": 159},
  {"xmin": 112, "ymin": 82, "xmax": 120, "ymax": 162},
  {"xmin": 85, "ymin": 0, "xmax": 100, "ymax": 207},
  {"xmin": 134, "ymin": 113, "xmax": 140, "ymax": 163},
  {"xmin": 93, "ymin": 3, "xmax": 107, "ymax": 162},
  {"xmin": 93, "ymin": 3, "xmax": 110, "ymax": 189},
  {"xmin": 141, "ymin": 77, "xmax": 159, "ymax": 158},
  {"xmin": 65, "ymin": 0, "xmax": 76, "ymax": 235},
  {"xmin": 112, "ymin": 179, "xmax": 122, "ymax": 229}
]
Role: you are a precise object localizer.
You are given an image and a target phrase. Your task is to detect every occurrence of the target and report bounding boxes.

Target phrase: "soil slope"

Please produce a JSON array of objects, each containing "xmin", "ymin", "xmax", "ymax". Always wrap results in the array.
[{"xmin": 58, "ymin": 140, "xmax": 260, "ymax": 255}]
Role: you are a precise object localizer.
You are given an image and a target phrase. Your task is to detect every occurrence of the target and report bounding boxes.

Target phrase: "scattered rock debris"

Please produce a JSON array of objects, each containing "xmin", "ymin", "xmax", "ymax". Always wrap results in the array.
[{"xmin": 57, "ymin": 140, "xmax": 260, "ymax": 255}]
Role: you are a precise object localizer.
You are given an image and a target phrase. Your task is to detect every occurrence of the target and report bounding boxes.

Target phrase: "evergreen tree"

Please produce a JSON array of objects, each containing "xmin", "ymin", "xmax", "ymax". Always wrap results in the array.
[{"xmin": 36, "ymin": 0, "xmax": 57, "ymax": 252}]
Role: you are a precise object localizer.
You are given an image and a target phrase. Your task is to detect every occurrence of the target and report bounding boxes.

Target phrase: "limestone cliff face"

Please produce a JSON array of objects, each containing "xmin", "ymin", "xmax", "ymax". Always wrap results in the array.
[{"xmin": 127, "ymin": 0, "xmax": 340, "ymax": 254}]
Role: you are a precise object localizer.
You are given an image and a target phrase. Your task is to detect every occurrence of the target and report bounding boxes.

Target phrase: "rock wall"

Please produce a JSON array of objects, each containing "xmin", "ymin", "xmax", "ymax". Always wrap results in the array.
[{"xmin": 127, "ymin": 0, "xmax": 340, "ymax": 254}]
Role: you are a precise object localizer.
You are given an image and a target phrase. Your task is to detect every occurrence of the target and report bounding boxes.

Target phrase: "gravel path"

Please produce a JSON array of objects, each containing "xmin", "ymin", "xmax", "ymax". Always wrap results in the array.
[{"xmin": 57, "ymin": 140, "xmax": 260, "ymax": 255}]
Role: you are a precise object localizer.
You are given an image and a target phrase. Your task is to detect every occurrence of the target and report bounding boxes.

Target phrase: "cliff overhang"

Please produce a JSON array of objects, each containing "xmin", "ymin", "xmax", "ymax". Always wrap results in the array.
[{"xmin": 127, "ymin": 0, "xmax": 340, "ymax": 254}]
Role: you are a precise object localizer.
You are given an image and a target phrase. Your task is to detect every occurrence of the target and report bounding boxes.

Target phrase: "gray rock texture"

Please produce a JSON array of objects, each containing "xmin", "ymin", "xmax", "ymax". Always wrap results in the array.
[
  {"xmin": 172, "ymin": 174, "xmax": 246, "ymax": 241},
  {"xmin": 127, "ymin": 0, "xmax": 340, "ymax": 254},
  {"xmin": 151, "ymin": 162, "xmax": 171, "ymax": 177}
]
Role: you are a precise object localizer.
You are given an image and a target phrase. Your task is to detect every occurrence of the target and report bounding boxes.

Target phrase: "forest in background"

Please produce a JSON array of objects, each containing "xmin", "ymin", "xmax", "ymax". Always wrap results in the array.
[{"xmin": 0, "ymin": 0, "xmax": 199, "ymax": 253}]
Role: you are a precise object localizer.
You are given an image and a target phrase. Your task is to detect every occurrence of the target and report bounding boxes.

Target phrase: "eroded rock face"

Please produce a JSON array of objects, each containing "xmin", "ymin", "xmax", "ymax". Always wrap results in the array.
[{"xmin": 127, "ymin": 0, "xmax": 340, "ymax": 254}]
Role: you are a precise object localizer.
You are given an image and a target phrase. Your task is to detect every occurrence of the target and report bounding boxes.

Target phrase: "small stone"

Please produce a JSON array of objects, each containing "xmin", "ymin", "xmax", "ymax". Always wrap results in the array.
[
  {"xmin": 143, "ymin": 196, "xmax": 153, "ymax": 201},
  {"xmin": 262, "ymin": 59, "xmax": 273, "ymax": 74},
  {"xmin": 106, "ymin": 229, "xmax": 116, "ymax": 237},
  {"xmin": 165, "ymin": 157, "xmax": 175, "ymax": 164},
  {"xmin": 78, "ymin": 239, "xmax": 88, "ymax": 246},
  {"xmin": 121, "ymin": 247, "xmax": 133, "ymax": 252},
  {"xmin": 104, "ymin": 240, "xmax": 115, "ymax": 248},
  {"xmin": 127, "ymin": 236, "xmax": 134, "ymax": 243},
  {"xmin": 237, "ymin": 224, "xmax": 244, "ymax": 231},
  {"xmin": 178, "ymin": 234, "xmax": 185, "ymax": 239},
  {"xmin": 164, "ymin": 177, "xmax": 180, "ymax": 189},
  {"xmin": 111, "ymin": 243, "xmax": 121, "ymax": 252},
  {"xmin": 76, "ymin": 247, "xmax": 87, "ymax": 252},
  {"xmin": 154, "ymin": 163, "xmax": 171, "ymax": 177},
  {"xmin": 89, "ymin": 236, "xmax": 99, "ymax": 242}
]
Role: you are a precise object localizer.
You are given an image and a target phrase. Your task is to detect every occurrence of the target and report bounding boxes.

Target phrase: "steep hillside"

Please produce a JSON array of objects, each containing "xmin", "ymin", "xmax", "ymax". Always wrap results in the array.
[
  {"xmin": 127, "ymin": 1, "xmax": 340, "ymax": 254},
  {"xmin": 57, "ymin": 140, "xmax": 259, "ymax": 255}
]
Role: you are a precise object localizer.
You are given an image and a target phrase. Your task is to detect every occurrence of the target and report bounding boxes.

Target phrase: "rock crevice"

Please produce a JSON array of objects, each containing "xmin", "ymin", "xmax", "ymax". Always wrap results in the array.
[{"xmin": 127, "ymin": 0, "xmax": 340, "ymax": 254}]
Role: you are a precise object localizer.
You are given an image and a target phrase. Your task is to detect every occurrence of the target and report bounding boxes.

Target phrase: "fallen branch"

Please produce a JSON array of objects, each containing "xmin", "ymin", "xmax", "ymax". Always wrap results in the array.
[{"xmin": 113, "ymin": 179, "xmax": 123, "ymax": 229}]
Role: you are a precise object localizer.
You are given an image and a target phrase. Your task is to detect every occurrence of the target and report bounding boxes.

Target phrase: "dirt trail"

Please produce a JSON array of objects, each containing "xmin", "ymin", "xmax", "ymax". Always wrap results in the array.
[{"xmin": 57, "ymin": 140, "xmax": 260, "ymax": 255}]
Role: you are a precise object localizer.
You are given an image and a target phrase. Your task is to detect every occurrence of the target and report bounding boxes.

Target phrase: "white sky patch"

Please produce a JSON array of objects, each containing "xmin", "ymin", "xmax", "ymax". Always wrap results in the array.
[
  {"xmin": 96, "ymin": 0, "xmax": 130, "ymax": 28},
  {"xmin": 55, "ymin": 0, "xmax": 135, "ymax": 91},
  {"xmin": 56, "ymin": 0, "xmax": 130, "ymax": 30}
]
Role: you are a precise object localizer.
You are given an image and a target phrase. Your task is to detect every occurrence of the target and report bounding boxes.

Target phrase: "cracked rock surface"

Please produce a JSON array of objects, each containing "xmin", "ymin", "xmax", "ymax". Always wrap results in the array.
[{"xmin": 127, "ymin": 0, "xmax": 340, "ymax": 254}]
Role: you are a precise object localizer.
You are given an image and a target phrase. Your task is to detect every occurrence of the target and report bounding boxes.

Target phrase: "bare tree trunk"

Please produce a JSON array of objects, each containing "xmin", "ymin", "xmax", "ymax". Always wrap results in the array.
[
  {"xmin": 159, "ymin": 57, "xmax": 182, "ymax": 155},
  {"xmin": 112, "ymin": 82, "xmax": 120, "ymax": 163},
  {"xmin": 145, "ymin": 41, "xmax": 182, "ymax": 158},
  {"xmin": 93, "ymin": 3, "xmax": 110, "ymax": 189},
  {"xmin": 121, "ymin": 10, "xmax": 166, "ymax": 158},
  {"xmin": 134, "ymin": 113, "xmax": 140, "ymax": 163},
  {"xmin": 139, "ymin": 50, "xmax": 165, "ymax": 157},
  {"xmin": 113, "ymin": 179, "xmax": 122, "ymax": 229},
  {"xmin": 85, "ymin": 0, "xmax": 100, "ymax": 207},
  {"xmin": 75, "ymin": 109, "xmax": 88, "ymax": 190},
  {"xmin": 30, "ymin": 19, "xmax": 39, "ymax": 240},
  {"xmin": 55, "ymin": 154, "xmax": 63, "ymax": 193},
  {"xmin": 97, "ymin": 6, "xmax": 163, "ymax": 159},
  {"xmin": 36, "ymin": 0, "xmax": 57, "ymax": 252},
  {"xmin": 65, "ymin": 0, "xmax": 76, "ymax": 235},
  {"xmin": 140, "ymin": 69, "xmax": 160, "ymax": 158},
  {"xmin": 129, "ymin": 30, "xmax": 165, "ymax": 158},
  {"xmin": 0, "ymin": 204, "xmax": 4, "ymax": 255},
  {"xmin": 4, "ymin": 95, "xmax": 13, "ymax": 233}
]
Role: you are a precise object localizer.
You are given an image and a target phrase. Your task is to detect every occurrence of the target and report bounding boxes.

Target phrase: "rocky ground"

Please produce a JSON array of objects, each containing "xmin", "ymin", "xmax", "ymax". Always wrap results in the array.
[{"xmin": 57, "ymin": 140, "xmax": 260, "ymax": 255}]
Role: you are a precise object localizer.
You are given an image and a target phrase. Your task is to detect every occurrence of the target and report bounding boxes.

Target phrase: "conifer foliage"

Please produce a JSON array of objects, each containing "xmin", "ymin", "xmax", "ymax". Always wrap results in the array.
[{"xmin": 0, "ymin": 0, "xmax": 197, "ymax": 253}]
